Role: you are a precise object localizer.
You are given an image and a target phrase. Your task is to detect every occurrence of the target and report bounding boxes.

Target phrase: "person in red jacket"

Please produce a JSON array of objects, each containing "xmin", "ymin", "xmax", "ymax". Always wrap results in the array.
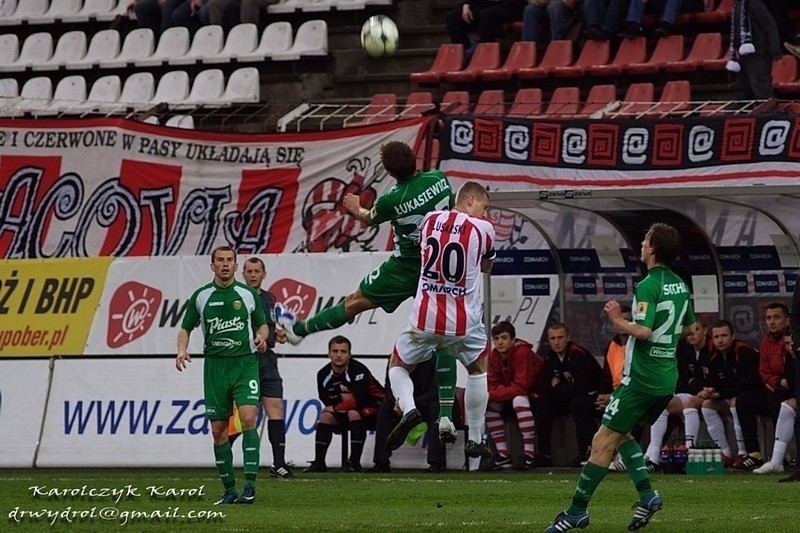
[
  {"xmin": 486, "ymin": 321, "xmax": 544, "ymax": 469},
  {"xmin": 734, "ymin": 302, "xmax": 793, "ymax": 470}
]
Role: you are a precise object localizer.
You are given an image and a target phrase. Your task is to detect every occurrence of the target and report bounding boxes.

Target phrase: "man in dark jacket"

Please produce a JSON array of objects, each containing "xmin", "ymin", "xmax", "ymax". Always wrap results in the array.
[
  {"xmin": 728, "ymin": 0, "xmax": 782, "ymax": 99},
  {"xmin": 535, "ymin": 322, "xmax": 605, "ymax": 466},
  {"xmin": 305, "ymin": 335, "xmax": 386, "ymax": 473},
  {"xmin": 486, "ymin": 321, "xmax": 543, "ymax": 469},
  {"xmin": 693, "ymin": 320, "xmax": 761, "ymax": 466}
]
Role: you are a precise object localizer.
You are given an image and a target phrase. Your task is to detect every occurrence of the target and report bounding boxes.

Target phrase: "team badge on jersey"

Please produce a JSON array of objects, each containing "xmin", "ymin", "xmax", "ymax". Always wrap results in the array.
[
  {"xmin": 635, "ymin": 301, "xmax": 648, "ymax": 318},
  {"xmin": 233, "ymin": 300, "xmax": 242, "ymax": 310}
]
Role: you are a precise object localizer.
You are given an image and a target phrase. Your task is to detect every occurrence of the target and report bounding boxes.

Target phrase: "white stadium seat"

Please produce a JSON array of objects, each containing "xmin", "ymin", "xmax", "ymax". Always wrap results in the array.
[
  {"xmin": 149, "ymin": 70, "xmax": 190, "ymax": 106},
  {"xmin": 0, "ymin": 77, "xmax": 19, "ymax": 114},
  {"xmin": 236, "ymin": 22, "xmax": 293, "ymax": 62},
  {"xmin": 272, "ymin": 19, "xmax": 327, "ymax": 61},
  {"xmin": 40, "ymin": 74, "xmax": 87, "ymax": 115},
  {"xmin": 65, "ymin": 29, "xmax": 121, "ymax": 69},
  {"xmin": 168, "ymin": 24, "xmax": 224, "ymax": 66},
  {"xmin": 176, "ymin": 69, "xmax": 224, "ymax": 108},
  {"xmin": 32, "ymin": 30, "xmax": 87, "ymax": 71},
  {"xmin": 116, "ymin": 72, "xmax": 155, "ymax": 111},
  {"xmin": 73, "ymin": 74, "xmax": 122, "ymax": 114},
  {"xmin": 0, "ymin": 0, "xmax": 19, "ymax": 17},
  {"xmin": 331, "ymin": 0, "xmax": 366, "ymax": 11},
  {"xmin": 28, "ymin": 0, "xmax": 82, "ymax": 24},
  {"xmin": 100, "ymin": 28, "xmax": 155, "ymax": 68},
  {"xmin": 203, "ymin": 23, "xmax": 258, "ymax": 64},
  {"xmin": 97, "ymin": 0, "xmax": 131, "ymax": 21},
  {"xmin": 165, "ymin": 114, "xmax": 194, "ymax": 129},
  {"xmin": 7, "ymin": 75, "xmax": 51, "ymax": 116},
  {"xmin": 0, "ymin": 31, "xmax": 53, "ymax": 72},
  {"xmin": 0, "ymin": 34, "xmax": 19, "ymax": 67},
  {"xmin": 62, "ymin": 0, "xmax": 118, "ymax": 22},
  {"xmin": 135, "ymin": 26, "xmax": 189, "ymax": 67},
  {"xmin": 0, "ymin": 0, "xmax": 48, "ymax": 25},
  {"xmin": 220, "ymin": 67, "xmax": 259, "ymax": 104}
]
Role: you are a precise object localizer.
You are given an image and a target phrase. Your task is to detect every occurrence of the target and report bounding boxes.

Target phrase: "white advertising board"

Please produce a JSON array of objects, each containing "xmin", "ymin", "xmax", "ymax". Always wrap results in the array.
[{"xmin": 0, "ymin": 360, "xmax": 51, "ymax": 466}]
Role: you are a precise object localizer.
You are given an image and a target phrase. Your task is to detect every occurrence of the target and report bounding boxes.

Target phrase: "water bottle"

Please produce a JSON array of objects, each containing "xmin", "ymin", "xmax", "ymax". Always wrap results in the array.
[{"xmin": 660, "ymin": 444, "xmax": 672, "ymax": 465}]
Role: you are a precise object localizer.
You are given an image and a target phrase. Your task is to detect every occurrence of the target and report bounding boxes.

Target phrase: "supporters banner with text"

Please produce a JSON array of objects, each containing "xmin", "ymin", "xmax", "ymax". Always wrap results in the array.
[
  {"xmin": 438, "ymin": 114, "xmax": 800, "ymax": 188},
  {"xmin": 0, "ymin": 257, "xmax": 111, "ymax": 356},
  {"xmin": 0, "ymin": 117, "xmax": 431, "ymax": 259}
]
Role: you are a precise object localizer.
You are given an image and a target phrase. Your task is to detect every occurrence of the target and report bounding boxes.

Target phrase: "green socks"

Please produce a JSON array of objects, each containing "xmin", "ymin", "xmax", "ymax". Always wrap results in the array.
[
  {"xmin": 213, "ymin": 442, "xmax": 236, "ymax": 490},
  {"xmin": 242, "ymin": 428, "xmax": 260, "ymax": 484},
  {"xmin": 618, "ymin": 439, "xmax": 655, "ymax": 500},
  {"xmin": 434, "ymin": 347, "xmax": 456, "ymax": 420},
  {"xmin": 296, "ymin": 301, "xmax": 349, "ymax": 336},
  {"xmin": 567, "ymin": 461, "xmax": 608, "ymax": 515}
]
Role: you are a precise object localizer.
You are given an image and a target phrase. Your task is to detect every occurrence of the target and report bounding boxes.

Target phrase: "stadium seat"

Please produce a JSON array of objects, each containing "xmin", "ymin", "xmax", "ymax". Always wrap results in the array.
[
  {"xmin": 0, "ymin": 0, "xmax": 17, "ymax": 17},
  {"xmin": 40, "ymin": 74, "xmax": 87, "ymax": 115},
  {"xmin": 507, "ymin": 88, "xmax": 543, "ymax": 117},
  {"xmin": 578, "ymin": 84, "xmax": 617, "ymax": 117},
  {"xmin": 220, "ymin": 67, "xmax": 260, "ymax": 104},
  {"xmin": 100, "ymin": 28, "xmax": 155, "ymax": 69},
  {"xmin": 440, "ymin": 90, "xmax": 470, "ymax": 114},
  {"xmin": 332, "ymin": 0, "xmax": 366, "ymax": 10},
  {"xmin": 71, "ymin": 74, "xmax": 122, "ymax": 114},
  {"xmin": 664, "ymin": 32, "xmax": 723, "ymax": 72},
  {"xmin": 65, "ymin": 28, "xmax": 120, "ymax": 69},
  {"xmin": 268, "ymin": 0, "xmax": 313, "ymax": 14},
  {"xmin": 62, "ymin": 0, "xmax": 117, "ymax": 22},
  {"xmin": 0, "ymin": 77, "xmax": 19, "ymax": 113},
  {"xmin": 399, "ymin": 91, "xmax": 434, "ymax": 117},
  {"xmin": 649, "ymin": 80, "xmax": 691, "ymax": 117},
  {"xmin": 27, "ymin": 0, "xmax": 81, "ymax": 24},
  {"xmin": 627, "ymin": 35, "xmax": 684, "ymax": 75},
  {"xmin": 165, "ymin": 114, "xmax": 195, "ymax": 129},
  {"xmin": 473, "ymin": 89, "xmax": 505, "ymax": 116},
  {"xmin": 0, "ymin": 31, "xmax": 52, "ymax": 72},
  {"xmin": 169, "ymin": 24, "xmax": 224, "ymax": 65},
  {"xmin": 410, "ymin": 43, "xmax": 464, "ymax": 84},
  {"xmin": 8, "ymin": 75, "xmax": 51, "ymax": 116},
  {"xmin": 618, "ymin": 82, "xmax": 655, "ymax": 116},
  {"xmin": 149, "ymin": 70, "xmax": 190, "ymax": 106},
  {"xmin": 480, "ymin": 41, "xmax": 537, "ymax": 82},
  {"xmin": 695, "ymin": 0, "xmax": 733, "ymax": 23},
  {"xmin": 445, "ymin": 42, "xmax": 501, "ymax": 83},
  {"xmin": 204, "ymin": 23, "xmax": 258, "ymax": 64},
  {"xmin": 97, "ymin": 0, "xmax": 132, "ymax": 21},
  {"xmin": 517, "ymin": 40, "xmax": 573, "ymax": 79},
  {"xmin": 271, "ymin": 19, "xmax": 328, "ymax": 60},
  {"xmin": 543, "ymin": 86, "xmax": 580, "ymax": 117},
  {"xmin": 0, "ymin": 0, "xmax": 47, "ymax": 25},
  {"xmin": 177, "ymin": 69, "xmax": 225, "ymax": 108},
  {"xmin": 773, "ymin": 55, "xmax": 800, "ymax": 93},
  {"xmin": 32, "ymin": 30, "xmax": 87, "ymax": 71},
  {"xmin": 135, "ymin": 26, "xmax": 190, "ymax": 67},
  {"xmin": 116, "ymin": 72, "xmax": 156, "ymax": 111},
  {"xmin": 589, "ymin": 37, "xmax": 646, "ymax": 76},
  {"xmin": 237, "ymin": 21, "xmax": 293, "ymax": 61},
  {"xmin": 553, "ymin": 39, "xmax": 610, "ymax": 78},
  {"xmin": 346, "ymin": 92, "xmax": 397, "ymax": 126},
  {"xmin": 301, "ymin": 0, "xmax": 332, "ymax": 11},
  {"xmin": 0, "ymin": 34, "xmax": 19, "ymax": 68}
]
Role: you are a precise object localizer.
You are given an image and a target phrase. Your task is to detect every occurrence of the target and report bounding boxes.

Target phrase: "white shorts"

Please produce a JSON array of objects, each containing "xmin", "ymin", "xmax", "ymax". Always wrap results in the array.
[
  {"xmin": 393, "ymin": 322, "xmax": 489, "ymax": 368},
  {"xmin": 676, "ymin": 392, "xmax": 694, "ymax": 405}
]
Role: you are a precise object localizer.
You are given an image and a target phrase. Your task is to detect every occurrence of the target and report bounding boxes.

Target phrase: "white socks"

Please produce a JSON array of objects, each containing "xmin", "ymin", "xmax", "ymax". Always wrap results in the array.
[
  {"xmin": 730, "ymin": 407, "xmax": 746, "ymax": 455},
  {"xmin": 465, "ymin": 373, "xmax": 488, "ymax": 443},
  {"xmin": 702, "ymin": 407, "xmax": 732, "ymax": 457},
  {"xmin": 388, "ymin": 366, "xmax": 416, "ymax": 415},
  {"xmin": 646, "ymin": 410, "xmax": 670, "ymax": 463},
  {"xmin": 769, "ymin": 402, "xmax": 797, "ymax": 466},
  {"xmin": 683, "ymin": 407, "xmax": 700, "ymax": 447}
]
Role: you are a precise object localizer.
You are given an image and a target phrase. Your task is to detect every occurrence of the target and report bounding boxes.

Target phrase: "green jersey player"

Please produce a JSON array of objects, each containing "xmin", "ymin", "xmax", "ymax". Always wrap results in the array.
[
  {"xmin": 546, "ymin": 222, "xmax": 697, "ymax": 533},
  {"xmin": 176, "ymin": 246, "xmax": 268, "ymax": 506},
  {"xmin": 277, "ymin": 141, "xmax": 461, "ymax": 443}
]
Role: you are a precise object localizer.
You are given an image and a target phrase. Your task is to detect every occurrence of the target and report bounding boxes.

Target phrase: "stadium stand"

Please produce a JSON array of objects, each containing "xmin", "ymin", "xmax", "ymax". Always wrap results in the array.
[
  {"xmin": 40, "ymin": 74, "xmax": 87, "ymax": 115},
  {"xmin": 31, "ymin": 30, "xmax": 87, "ymax": 71},
  {"xmin": 480, "ymin": 41, "xmax": 537, "ymax": 82},
  {"xmin": 543, "ymin": 86, "xmax": 580, "ymax": 117},
  {"xmin": 70, "ymin": 74, "xmax": 121, "ymax": 114},
  {"xmin": 409, "ymin": 43, "xmax": 464, "ymax": 84},
  {"xmin": 345, "ymin": 92, "xmax": 397, "ymax": 126},
  {"xmin": 135, "ymin": 27, "xmax": 190, "ymax": 68},
  {"xmin": 664, "ymin": 32, "xmax": 725, "ymax": 73},
  {"xmin": 65, "ymin": 28, "xmax": 120, "ymax": 69},
  {"xmin": 400, "ymin": 91, "xmax": 434, "ymax": 117},
  {"xmin": 627, "ymin": 35, "xmax": 684, "ymax": 75},
  {"xmin": 0, "ymin": 31, "xmax": 52, "ymax": 72},
  {"xmin": 204, "ymin": 23, "xmax": 259, "ymax": 64},
  {"xmin": 169, "ymin": 25, "xmax": 225, "ymax": 66},
  {"xmin": 237, "ymin": 21, "xmax": 294, "ymax": 61},
  {"xmin": 507, "ymin": 88, "xmax": 543, "ymax": 118},
  {"xmin": 444, "ymin": 42, "xmax": 500, "ymax": 83},
  {"xmin": 618, "ymin": 82, "xmax": 656, "ymax": 117},
  {"xmin": 28, "ymin": 0, "xmax": 81, "ymax": 24},
  {"xmin": 552, "ymin": 39, "xmax": 610, "ymax": 78},
  {"xmin": 517, "ymin": 40, "xmax": 573, "ymax": 79},
  {"xmin": 271, "ymin": 19, "xmax": 328, "ymax": 61},
  {"xmin": 579, "ymin": 84, "xmax": 617, "ymax": 117},
  {"xmin": 61, "ymin": 0, "xmax": 117, "ymax": 23},
  {"xmin": 473, "ymin": 89, "xmax": 505, "ymax": 116},
  {"xmin": 100, "ymin": 28, "xmax": 155, "ymax": 69},
  {"xmin": 0, "ymin": 0, "xmax": 47, "ymax": 25},
  {"xmin": 440, "ymin": 90, "xmax": 470, "ymax": 114},
  {"xmin": 774, "ymin": 55, "xmax": 800, "ymax": 93},
  {"xmin": 589, "ymin": 37, "xmax": 646, "ymax": 77}
]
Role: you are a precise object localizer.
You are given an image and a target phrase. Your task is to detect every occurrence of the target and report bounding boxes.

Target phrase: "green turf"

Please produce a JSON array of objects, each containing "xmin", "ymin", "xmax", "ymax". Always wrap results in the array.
[{"xmin": 0, "ymin": 468, "xmax": 795, "ymax": 532}]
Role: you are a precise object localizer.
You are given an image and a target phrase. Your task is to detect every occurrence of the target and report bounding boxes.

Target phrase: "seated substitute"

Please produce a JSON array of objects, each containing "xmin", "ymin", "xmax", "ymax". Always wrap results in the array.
[
  {"xmin": 486, "ymin": 321, "xmax": 543, "ymax": 469},
  {"xmin": 305, "ymin": 336, "xmax": 386, "ymax": 473}
]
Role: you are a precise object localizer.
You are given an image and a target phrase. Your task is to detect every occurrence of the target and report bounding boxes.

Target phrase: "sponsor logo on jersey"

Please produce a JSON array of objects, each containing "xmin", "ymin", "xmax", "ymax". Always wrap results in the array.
[
  {"xmin": 208, "ymin": 316, "xmax": 246, "ymax": 334},
  {"xmin": 422, "ymin": 281, "xmax": 466, "ymax": 296},
  {"xmin": 107, "ymin": 281, "xmax": 163, "ymax": 348},
  {"xmin": 209, "ymin": 301, "xmax": 224, "ymax": 307}
]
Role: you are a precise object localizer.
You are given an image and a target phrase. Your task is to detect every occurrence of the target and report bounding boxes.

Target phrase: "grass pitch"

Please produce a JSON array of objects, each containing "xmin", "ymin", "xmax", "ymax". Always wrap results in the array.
[{"xmin": 1, "ymin": 468, "xmax": 795, "ymax": 532}]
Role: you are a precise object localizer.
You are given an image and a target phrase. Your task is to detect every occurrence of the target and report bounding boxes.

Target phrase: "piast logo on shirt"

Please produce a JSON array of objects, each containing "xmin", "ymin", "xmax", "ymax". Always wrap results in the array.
[
  {"xmin": 636, "ymin": 302, "xmax": 648, "ymax": 316},
  {"xmin": 233, "ymin": 301, "xmax": 242, "ymax": 310}
]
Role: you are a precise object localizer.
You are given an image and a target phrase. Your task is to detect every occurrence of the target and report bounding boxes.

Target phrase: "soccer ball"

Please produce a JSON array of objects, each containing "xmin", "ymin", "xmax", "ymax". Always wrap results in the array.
[{"xmin": 360, "ymin": 15, "xmax": 399, "ymax": 58}]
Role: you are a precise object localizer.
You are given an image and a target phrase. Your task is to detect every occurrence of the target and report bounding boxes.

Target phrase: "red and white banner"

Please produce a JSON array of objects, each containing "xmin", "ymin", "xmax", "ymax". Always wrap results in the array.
[
  {"xmin": 0, "ymin": 118, "xmax": 430, "ymax": 259},
  {"xmin": 85, "ymin": 253, "xmax": 411, "ymax": 356}
]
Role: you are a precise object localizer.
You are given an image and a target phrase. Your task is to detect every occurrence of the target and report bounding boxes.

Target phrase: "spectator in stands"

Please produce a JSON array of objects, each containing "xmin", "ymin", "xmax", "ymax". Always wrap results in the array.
[
  {"xmin": 618, "ymin": 0, "xmax": 704, "ymax": 37},
  {"xmin": 693, "ymin": 320, "xmax": 762, "ymax": 466},
  {"xmin": 536, "ymin": 322, "xmax": 606, "ymax": 466},
  {"xmin": 447, "ymin": 0, "xmax": 528, "ymax": 62},
  {"xmin": 583, "ymin": 0, "xmax": 628, "ymax": 40},
  {"xmin": 735, "ymin": 303, "xmax": 793, "ymax": 470},
  {"xmin": 521, "ymin": 0, "xmax": 585, "ymax": 44},
  {"xmin": 486, "ymin": 321, "xmax": 544, "ymax": 469},
  {"xmin": 131, "ymin": 0, "xmax": 198, "ymax": 35},
  {"xmin": 305, "ymin": 336, "xmax": 386, "ymax": 473},
  {"xmin": 753, "ymin": 333, "xmax": 796, "ymax": 475},
  {"xmin": 725, "ymin": 0, "xmax": 781, "ymax": 99},
  {"xmin": 205, "ymin": 0, "xmax": 277, "ymax": 27},
  {"xmin": 779, "ymin": 273, "xmax": 800, "ymax": 482},
  {"xmin": 641, "ymin": 318, "xmax": 710, "ymax": 466},
  {"xmin": 171, "ymin": 0, "xmax": 210, "ymax": 33},
  {"xmin": 370, "ymin": 357, "xmax": 446, "ymax": 473}
]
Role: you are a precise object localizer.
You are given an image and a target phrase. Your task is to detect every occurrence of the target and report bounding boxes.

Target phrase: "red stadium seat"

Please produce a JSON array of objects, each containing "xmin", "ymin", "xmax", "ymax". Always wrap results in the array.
[
  {"xmin": 481, "ymin": 41, "xmax": 537, "ymax": 81},
  {"xmin": 618, "ymin": 82, "xmax": 655, "ymax": 116},
  {"xmin": 553, "ymin": 39, "xmax": 610, "ymax": 78},
  {"xmin": 543, "ymin": 86, "xmax": 580, "ymax": 117},
  {"xmin": 695, "ymin": 0, "xmax": 733, "ymax": 24},
  {"xmin": 400, "ymin": 91, "xmax": 434, "ymax": 117},
  {"xmin": 507, "ymin": 88, "xmax": 543, "ymax": 117},
  {"xmin": 445, "ymin": 42, "xmax": 501, "ymax": 83},
  {"xmin": 346, "ymin": 92, "xmax": 396, "ymax": 127},
  {"xmin": 650, "ymin": 80, "xmax": 691, "ymax": 117},
  {"xmin": 409, "ymin": 43, "xmax": 464, "ymax": 84},
  {"xmin": 664, "ymin": 33, "xmax": 723, "ymax": 72},
  {"xmin": 773, "ymin": 55, "xmax": 800, "ymax": 93},
  {"xmin": 440, "ymin": 90, "xmax": 471, "ymax": 114},
  {"xmin": 473, "ymin": 89, "xmax": 505, "ymax": 116},
  {"xmin": 579, "ymin": 84, "xmax": 617, "ymax": 116},
  {"xmin": 518, "ymin": 40, "xmax": 573, "ymax": 79},
  {"xmin": 589, "ymin": 37, "xmax": 645, "ymax": 76},
  {"xmin": 627, "ymin": 35, "xmax": 684, "ymax": 75}
]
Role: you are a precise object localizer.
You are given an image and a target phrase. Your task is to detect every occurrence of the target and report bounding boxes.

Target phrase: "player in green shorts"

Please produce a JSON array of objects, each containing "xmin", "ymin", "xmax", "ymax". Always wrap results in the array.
[
  {"xmin": 546, "ymin": 222, "xmax": 697, "ymax": 532},
  {"xmin": 176, "ymin": 246, "xmax": 268, "ymax": 506},
  {"xmin": 276, "ymin": 141, "xmax": 462, "ymax": 444}
]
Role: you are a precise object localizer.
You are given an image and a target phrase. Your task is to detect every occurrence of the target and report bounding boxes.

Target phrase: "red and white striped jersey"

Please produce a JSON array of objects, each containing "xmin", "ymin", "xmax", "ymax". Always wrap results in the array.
[{"xmin": 410, "ymin": 209, "xmax": 496, "ymax": 337}]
